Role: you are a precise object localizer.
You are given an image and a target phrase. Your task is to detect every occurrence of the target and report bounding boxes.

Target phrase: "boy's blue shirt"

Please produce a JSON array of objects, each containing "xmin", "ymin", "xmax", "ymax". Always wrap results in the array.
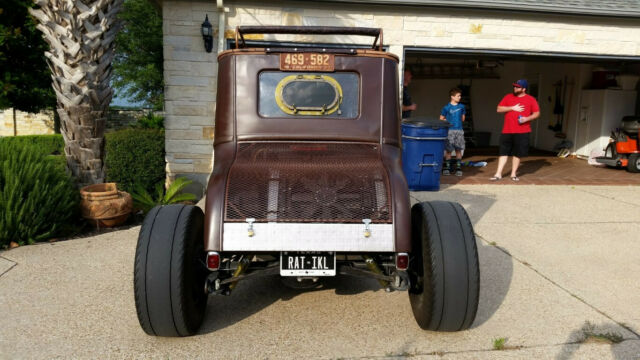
[{"xmin": 441, "ymin": 103, "xmax": 466, "ymax": 130}]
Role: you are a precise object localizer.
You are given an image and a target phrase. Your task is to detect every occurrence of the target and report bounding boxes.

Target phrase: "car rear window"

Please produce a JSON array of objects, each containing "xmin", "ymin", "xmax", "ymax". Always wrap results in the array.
[{"xmin": 258, "ymin": 72, "xmax": 359, "ymax": 118}]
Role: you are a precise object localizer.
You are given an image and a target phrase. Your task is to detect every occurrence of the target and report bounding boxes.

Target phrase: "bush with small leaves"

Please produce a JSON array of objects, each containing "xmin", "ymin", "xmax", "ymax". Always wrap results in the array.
[{"xmin": 105, "ymin": 128, "xmax": 165, "ymax": 194}]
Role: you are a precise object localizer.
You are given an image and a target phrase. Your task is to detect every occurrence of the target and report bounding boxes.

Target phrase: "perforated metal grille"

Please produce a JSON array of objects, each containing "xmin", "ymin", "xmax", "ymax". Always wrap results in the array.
[{"xmin": 225, "ymin": 143, "xmax": 392, "ymax": 223}]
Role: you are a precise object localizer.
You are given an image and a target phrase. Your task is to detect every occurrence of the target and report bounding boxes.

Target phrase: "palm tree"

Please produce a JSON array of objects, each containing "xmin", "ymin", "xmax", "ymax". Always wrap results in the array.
[{"xmin": 29, "ymin": 0, "xmax": 123, "ymax": 186}]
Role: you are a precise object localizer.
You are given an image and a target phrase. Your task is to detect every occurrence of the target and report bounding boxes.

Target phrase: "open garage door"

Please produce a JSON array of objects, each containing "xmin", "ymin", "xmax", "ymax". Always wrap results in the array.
[{"xmin": 403, "ymin": 47, "xmax": 640, "ymax": 158}]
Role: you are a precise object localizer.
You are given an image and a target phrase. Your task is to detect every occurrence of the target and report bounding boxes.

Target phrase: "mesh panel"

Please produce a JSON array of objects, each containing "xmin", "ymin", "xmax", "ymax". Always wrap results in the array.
[{"xmin": 225, "ymin": 143, "xmax": 392, "ymax": 223}]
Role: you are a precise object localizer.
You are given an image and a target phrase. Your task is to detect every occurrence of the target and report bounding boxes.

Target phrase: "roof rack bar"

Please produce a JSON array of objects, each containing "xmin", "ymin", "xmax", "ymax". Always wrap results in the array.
[{"xmin": 235, "ymin": 26, "xmax": 383, "ymax": 51}]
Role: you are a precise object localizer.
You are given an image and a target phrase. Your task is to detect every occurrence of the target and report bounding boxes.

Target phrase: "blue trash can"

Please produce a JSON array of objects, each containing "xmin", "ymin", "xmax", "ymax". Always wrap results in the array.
[{"xmin": 401, "ymin": 119, "xmax": 451, "ymax": 191}]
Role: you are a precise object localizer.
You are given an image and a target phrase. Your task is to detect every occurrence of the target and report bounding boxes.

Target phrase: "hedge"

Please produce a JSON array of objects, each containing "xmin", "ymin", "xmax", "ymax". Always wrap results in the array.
[
  {"xmin": 105, "ymin": 128, "xmax": 165, "ymax": 194},
  {"xmin": 0, "ymin": 141, "xmax": 79, "ymax": 247}
]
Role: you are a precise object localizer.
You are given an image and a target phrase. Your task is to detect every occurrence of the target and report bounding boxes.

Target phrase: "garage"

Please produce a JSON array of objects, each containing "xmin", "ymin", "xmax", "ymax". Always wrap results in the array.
[
  {"xmin": 403, "ymin": 48, "xmax": 640, "ymax": 184},
  {"xmin": 156, "ymin": 0, "xmax": 640, "ymax": 190}
]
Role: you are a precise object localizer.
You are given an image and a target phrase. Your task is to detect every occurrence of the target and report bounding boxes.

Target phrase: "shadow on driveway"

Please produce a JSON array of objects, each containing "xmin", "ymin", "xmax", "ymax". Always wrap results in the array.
[{"xmin": 199, "ymin": 274, "xmax": 382, "ymax": 334}]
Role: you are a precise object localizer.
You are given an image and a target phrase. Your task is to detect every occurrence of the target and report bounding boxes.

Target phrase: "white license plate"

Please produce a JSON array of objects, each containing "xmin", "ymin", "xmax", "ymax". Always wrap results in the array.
[{"xmin": 280, "ymin": 252, "xmax": 336, "ymax": 276}]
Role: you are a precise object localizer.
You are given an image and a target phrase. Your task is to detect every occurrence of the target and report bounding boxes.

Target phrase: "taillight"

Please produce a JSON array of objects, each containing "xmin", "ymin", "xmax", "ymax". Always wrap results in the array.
[
  {"xmin": 206, "ymin": 252, "xmax": 220, "ymax": 271},
  {"xmin": 396, "ymin": 253, "xmax": 409, "ymax": 271}
]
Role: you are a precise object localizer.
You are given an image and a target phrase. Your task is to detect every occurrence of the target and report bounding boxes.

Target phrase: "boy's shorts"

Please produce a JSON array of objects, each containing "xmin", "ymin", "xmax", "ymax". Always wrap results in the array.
[
  {"xmin": 445, "ymin": 130, "xmax": 465, "ymax": 152},
  {"xmin": 499, "ymin": 133, "xmax": 530, "ymax": 158}
]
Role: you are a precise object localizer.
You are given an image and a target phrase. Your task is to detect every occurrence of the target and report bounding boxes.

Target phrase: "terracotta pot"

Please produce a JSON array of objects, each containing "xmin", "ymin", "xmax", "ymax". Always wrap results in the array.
[{"xmin": 80, "ymin": 183, "xmax": 133, "ymax": 227}]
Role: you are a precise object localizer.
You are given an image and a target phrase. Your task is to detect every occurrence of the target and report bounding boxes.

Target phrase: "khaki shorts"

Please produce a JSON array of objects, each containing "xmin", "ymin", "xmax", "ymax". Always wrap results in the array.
[{"xmin": 445, "ymin": 130, "xmax": 465, "ymax": 152}]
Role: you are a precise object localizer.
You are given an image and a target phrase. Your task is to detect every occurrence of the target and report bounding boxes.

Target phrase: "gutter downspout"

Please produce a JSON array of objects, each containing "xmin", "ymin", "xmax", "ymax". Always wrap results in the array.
[{"xmin": 217, "ymin": 0, "xmax": 225, "ymax": 54}]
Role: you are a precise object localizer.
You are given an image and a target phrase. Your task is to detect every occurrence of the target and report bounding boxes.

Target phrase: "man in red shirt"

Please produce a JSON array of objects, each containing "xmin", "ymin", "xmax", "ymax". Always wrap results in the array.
[{"xmin": 490, "ymin": 79, "xmax": 540, "ymax": 181}]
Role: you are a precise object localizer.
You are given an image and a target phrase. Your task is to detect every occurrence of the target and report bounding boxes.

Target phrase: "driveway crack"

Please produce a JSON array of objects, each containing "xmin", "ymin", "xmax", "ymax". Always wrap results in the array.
[
  {"xmin": 0, "ymin": 255, "xmax": 18, "ymax": 279},
  {"xmin": 349, "ymin": 339, "xmax": 640, "ymax": 359},
  {"xmin": 576, "ymin": 188, "xmax": 640, "ymax": 209},
  {"xmin": 477, "ymin": 235, "xmax": 640, "ymax": 340}
]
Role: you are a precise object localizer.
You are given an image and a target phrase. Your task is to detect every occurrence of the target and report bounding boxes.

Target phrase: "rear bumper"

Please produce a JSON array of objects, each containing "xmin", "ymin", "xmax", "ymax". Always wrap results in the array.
[{"xmin": 221, "ymin": 222, "xmax": 394, "ymax": 252}]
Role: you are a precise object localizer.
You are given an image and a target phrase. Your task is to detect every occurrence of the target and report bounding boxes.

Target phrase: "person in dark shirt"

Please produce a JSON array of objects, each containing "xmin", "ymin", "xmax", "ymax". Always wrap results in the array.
[{"xmin": 402, "ymin": 69, "xmax": 417, "ymax": 119}]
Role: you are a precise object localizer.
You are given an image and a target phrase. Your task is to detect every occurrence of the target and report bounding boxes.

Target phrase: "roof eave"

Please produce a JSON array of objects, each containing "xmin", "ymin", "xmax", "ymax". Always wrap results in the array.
[{"xmin": 304, "ymin": 0, "xmax": 640, "ymax": 19}]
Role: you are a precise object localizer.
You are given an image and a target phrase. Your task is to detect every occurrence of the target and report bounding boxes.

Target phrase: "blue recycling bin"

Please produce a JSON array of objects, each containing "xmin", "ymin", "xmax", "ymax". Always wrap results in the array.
[{"xmin": 401, "ymin": 119, "xmax": 451, "ymax": 191}]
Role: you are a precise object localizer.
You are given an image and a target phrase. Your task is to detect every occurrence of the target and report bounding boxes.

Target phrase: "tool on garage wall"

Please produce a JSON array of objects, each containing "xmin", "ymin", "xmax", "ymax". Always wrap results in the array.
[
  {"xmin": 557, "ymin": 77, "xmax": 575, "ymax": 139},
  {"xmin": 550, "ymin": 79, "xmax": 564, "ymax": 132}
]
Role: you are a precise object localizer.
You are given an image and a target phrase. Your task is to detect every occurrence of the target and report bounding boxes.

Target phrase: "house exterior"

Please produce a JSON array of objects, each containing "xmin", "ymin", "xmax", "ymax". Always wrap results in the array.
[{"xmin": 160, "ymin": 0, "xmax": 640, "ymax": 194}]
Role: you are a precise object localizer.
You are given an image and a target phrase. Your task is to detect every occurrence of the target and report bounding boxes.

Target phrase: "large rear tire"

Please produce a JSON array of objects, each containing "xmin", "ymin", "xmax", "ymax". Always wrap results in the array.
[
  {"xmin": 409, "ymin": 201, "xmax": 480, "ymax": 331},
  {"xmin": 134, "ymin": 204, "xmax": 208, "ymax": 337}
]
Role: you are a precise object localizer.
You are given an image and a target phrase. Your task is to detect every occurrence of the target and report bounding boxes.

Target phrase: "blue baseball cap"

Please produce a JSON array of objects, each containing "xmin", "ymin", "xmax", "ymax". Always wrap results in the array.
[{"xmin": 512, "ymin": 79, "xmax": 528, "ymax": 89}]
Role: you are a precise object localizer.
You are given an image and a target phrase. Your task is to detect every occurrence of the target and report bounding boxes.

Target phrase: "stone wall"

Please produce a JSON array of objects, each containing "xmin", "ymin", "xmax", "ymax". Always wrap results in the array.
[
  {"xmin": 162, "ymin": 0, "xmax": 640, "ymax": 191},
  {"xmin": 0, "ymin": 108, "xmax": 157, "ymax": 137},
  {"xmin": 106, "ymin": 109, "xmax": 158, "ymax": 131},
  {"xmin": 163, "ymin": 0, "xmax": 219, "ymax": 194},
  {"xmin": 0, "ymin": 108, "xmax": 55, "ymax": 136}
]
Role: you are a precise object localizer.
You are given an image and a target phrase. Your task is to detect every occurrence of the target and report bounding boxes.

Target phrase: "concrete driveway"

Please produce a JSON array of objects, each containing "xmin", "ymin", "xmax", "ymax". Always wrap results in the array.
[{"xmin": 1, "ymin": 185, "xmax": 639, "ymax": 359}]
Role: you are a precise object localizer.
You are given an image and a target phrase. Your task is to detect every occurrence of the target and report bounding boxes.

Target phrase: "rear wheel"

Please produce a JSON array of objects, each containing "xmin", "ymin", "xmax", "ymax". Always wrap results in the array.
[
  {"xmin": 628, "ymin": 154, "xmax": 640, "ymax": 173},
  {"xmin": 134, "ymin": 204, "xmax": 208, "ymax": 337},
  {"xmin": 409, "ymin": 201, "xmax": 480, "ymax": 331}
]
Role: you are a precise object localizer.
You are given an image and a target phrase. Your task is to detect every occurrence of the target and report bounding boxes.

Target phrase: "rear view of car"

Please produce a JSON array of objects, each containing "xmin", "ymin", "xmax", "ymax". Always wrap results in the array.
[{"xmin": 133, "ymin": 26, "xmax": 480, "ymax": 337}]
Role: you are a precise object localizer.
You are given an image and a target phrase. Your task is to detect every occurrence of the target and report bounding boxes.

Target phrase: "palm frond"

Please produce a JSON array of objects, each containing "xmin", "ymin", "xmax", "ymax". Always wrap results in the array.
[
  {"xmin": 163, "ymin": 177, "xmax": 193, "ymax": 204},
  {"xmin": 131, "ymin": 183, "xmax": 156, "ymax": 213},
  {"xmin": 166, "ymin": 193, "xmax": 197, "ymax": 205}
]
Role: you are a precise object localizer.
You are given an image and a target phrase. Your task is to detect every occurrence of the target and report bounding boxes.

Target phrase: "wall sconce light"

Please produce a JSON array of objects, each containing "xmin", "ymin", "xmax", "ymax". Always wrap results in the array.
[{"xmin": 201, "ymin": 14, "xmax": 213, "ymax": 53}]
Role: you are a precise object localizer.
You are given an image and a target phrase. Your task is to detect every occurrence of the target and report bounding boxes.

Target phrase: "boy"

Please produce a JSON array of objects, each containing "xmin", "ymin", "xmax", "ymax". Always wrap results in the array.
[{"xmin": 440, "ymin": 88, "xmax": 466, "ymax": 176}]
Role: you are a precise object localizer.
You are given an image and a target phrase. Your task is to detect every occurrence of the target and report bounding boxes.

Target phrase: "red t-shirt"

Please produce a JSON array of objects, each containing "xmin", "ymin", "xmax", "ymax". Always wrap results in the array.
[{"xmin": 498, "ymin": 94, "xmax": 540, "ymax": 134}]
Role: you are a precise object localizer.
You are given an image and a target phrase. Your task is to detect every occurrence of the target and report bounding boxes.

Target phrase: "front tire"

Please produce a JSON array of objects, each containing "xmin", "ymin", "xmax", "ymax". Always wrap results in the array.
[
  {"xmin": 134, "ymin": 204, "xmax": 208, "ymax": 337},
  {"xmin": 409, "ymin": 201, "xmax": 480, "ymax": 331}
]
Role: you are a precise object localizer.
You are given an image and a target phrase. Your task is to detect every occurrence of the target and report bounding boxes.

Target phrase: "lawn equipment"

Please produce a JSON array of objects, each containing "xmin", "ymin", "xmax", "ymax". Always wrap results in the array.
[{"xmin": 595, "ymin": 116, "xmax": 640, "ymax": 172}]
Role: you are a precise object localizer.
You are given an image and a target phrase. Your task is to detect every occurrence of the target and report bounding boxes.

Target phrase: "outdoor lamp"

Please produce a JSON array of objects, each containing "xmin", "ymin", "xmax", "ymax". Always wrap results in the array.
[{"xmin": 201, "ymin": 14, "xmax": 213, "ymax": 53}]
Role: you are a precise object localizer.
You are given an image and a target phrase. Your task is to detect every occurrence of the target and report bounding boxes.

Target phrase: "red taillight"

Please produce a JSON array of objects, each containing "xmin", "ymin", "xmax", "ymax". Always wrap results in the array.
[
  {"xmin": 206, "ymin": 252, "xmax": 220, "ymax": 271},
  {"xmin": 396, "ymin": 253, "xmax": 409, "ymax": 271}
]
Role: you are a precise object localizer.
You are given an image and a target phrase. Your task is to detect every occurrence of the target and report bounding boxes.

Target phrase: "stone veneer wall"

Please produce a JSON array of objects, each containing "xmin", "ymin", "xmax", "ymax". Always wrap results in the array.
[
  {"xmin": 162, "ymin": 0, "xmax": 219, "ymax": 196},
  {"xmin": 0, "ymin": 108, "xmax": 154, "ymax": 137},
  {"xmin": 162, "ymin": 0, "xmax": 640, "ymax": 192},
  {"xmin": 106, "ymin": 110, "xmax": 159, "ymax": 131},
  {"xmin": 0, "ymin": 109, "xmax": 55, "ymax": 136}
]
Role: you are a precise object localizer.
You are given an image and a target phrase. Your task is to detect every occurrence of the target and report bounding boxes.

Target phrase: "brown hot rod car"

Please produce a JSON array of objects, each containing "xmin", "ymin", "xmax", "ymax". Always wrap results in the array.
[{"xmin": 134, "ymin": 26, "xmax": 480, "ymax": 337}]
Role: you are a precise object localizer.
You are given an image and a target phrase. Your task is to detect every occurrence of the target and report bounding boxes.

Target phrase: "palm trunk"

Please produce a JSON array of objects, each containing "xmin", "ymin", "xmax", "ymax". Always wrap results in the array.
[{"xmin": 29, "ymin": 0, "xmax": 122, "ymax": 186}]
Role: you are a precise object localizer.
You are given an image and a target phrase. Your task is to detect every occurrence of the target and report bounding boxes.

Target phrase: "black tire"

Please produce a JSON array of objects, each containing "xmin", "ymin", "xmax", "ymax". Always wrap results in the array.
[
  {"xmin": 134, "ymin": 204, "xmax": 208, "ymax": 337},
  {"xmin": 604, "ymin": 143, "xmax": 617, "ymax": 159},
  {"xmin": 408, "ymin": 201, "xmax": 480, "ymax": 331},
  {"xmin": 628, "ymin": 154, "xmax": 640, "ymax": 173}
]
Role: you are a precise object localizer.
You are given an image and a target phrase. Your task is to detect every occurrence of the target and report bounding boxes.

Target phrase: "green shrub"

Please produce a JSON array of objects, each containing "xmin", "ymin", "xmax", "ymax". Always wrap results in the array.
[
  {"xmin": 0, "ymin": 134, "xmax": 64, "ymax": 155},
  {"xmin": 105, "ymin": 128, "xmax": 165, "ymax": 194},
  {"xmin": 133, "ymin": 112, "xmax": 164, "ymax": 129},
  {"xmin": 0, "ymin": 141, "xmax": 79, "ymax": 247},
  {"xmin": 0, "ymin": 135, "xmax": 69, "ymax": 174}
]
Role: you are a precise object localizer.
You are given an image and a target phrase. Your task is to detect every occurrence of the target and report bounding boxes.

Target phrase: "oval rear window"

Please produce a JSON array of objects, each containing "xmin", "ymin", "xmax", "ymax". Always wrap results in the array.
[{"xmin": 275, "ymin": 75, "xmax": 342, "ymax": 115}]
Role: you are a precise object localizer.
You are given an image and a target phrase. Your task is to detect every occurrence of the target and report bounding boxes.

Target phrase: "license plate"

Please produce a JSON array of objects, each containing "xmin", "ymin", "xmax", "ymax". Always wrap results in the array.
[
  {"xmin": 280, "ymin": 252, "xmax": 336, "ymax": 276},
  {"xmin": 280, "ymin": 53, "xmax": 335, "ymax": 71}
]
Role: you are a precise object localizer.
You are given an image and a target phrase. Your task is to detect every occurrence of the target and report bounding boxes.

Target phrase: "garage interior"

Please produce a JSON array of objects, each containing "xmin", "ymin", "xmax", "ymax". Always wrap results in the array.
[{"xmin": 403, "ymin": 48, "xmax": 640, "ymax": 184}]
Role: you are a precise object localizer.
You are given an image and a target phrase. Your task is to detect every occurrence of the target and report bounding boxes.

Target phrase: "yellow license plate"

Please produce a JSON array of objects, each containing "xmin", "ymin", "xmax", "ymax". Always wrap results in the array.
[{"xmin": 280, "ymin": 53, "xmax": 335, "ymax": 71}]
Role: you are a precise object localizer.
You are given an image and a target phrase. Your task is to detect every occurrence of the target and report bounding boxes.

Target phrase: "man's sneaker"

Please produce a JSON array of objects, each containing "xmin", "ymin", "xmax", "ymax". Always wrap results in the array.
[
  {"xmin": 443, "ymin": 169, "xmax": 451, "ymax": 176},
  {"xmin": 455, "ymin": 169, "xmax": 463, "ymax": 177}
]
